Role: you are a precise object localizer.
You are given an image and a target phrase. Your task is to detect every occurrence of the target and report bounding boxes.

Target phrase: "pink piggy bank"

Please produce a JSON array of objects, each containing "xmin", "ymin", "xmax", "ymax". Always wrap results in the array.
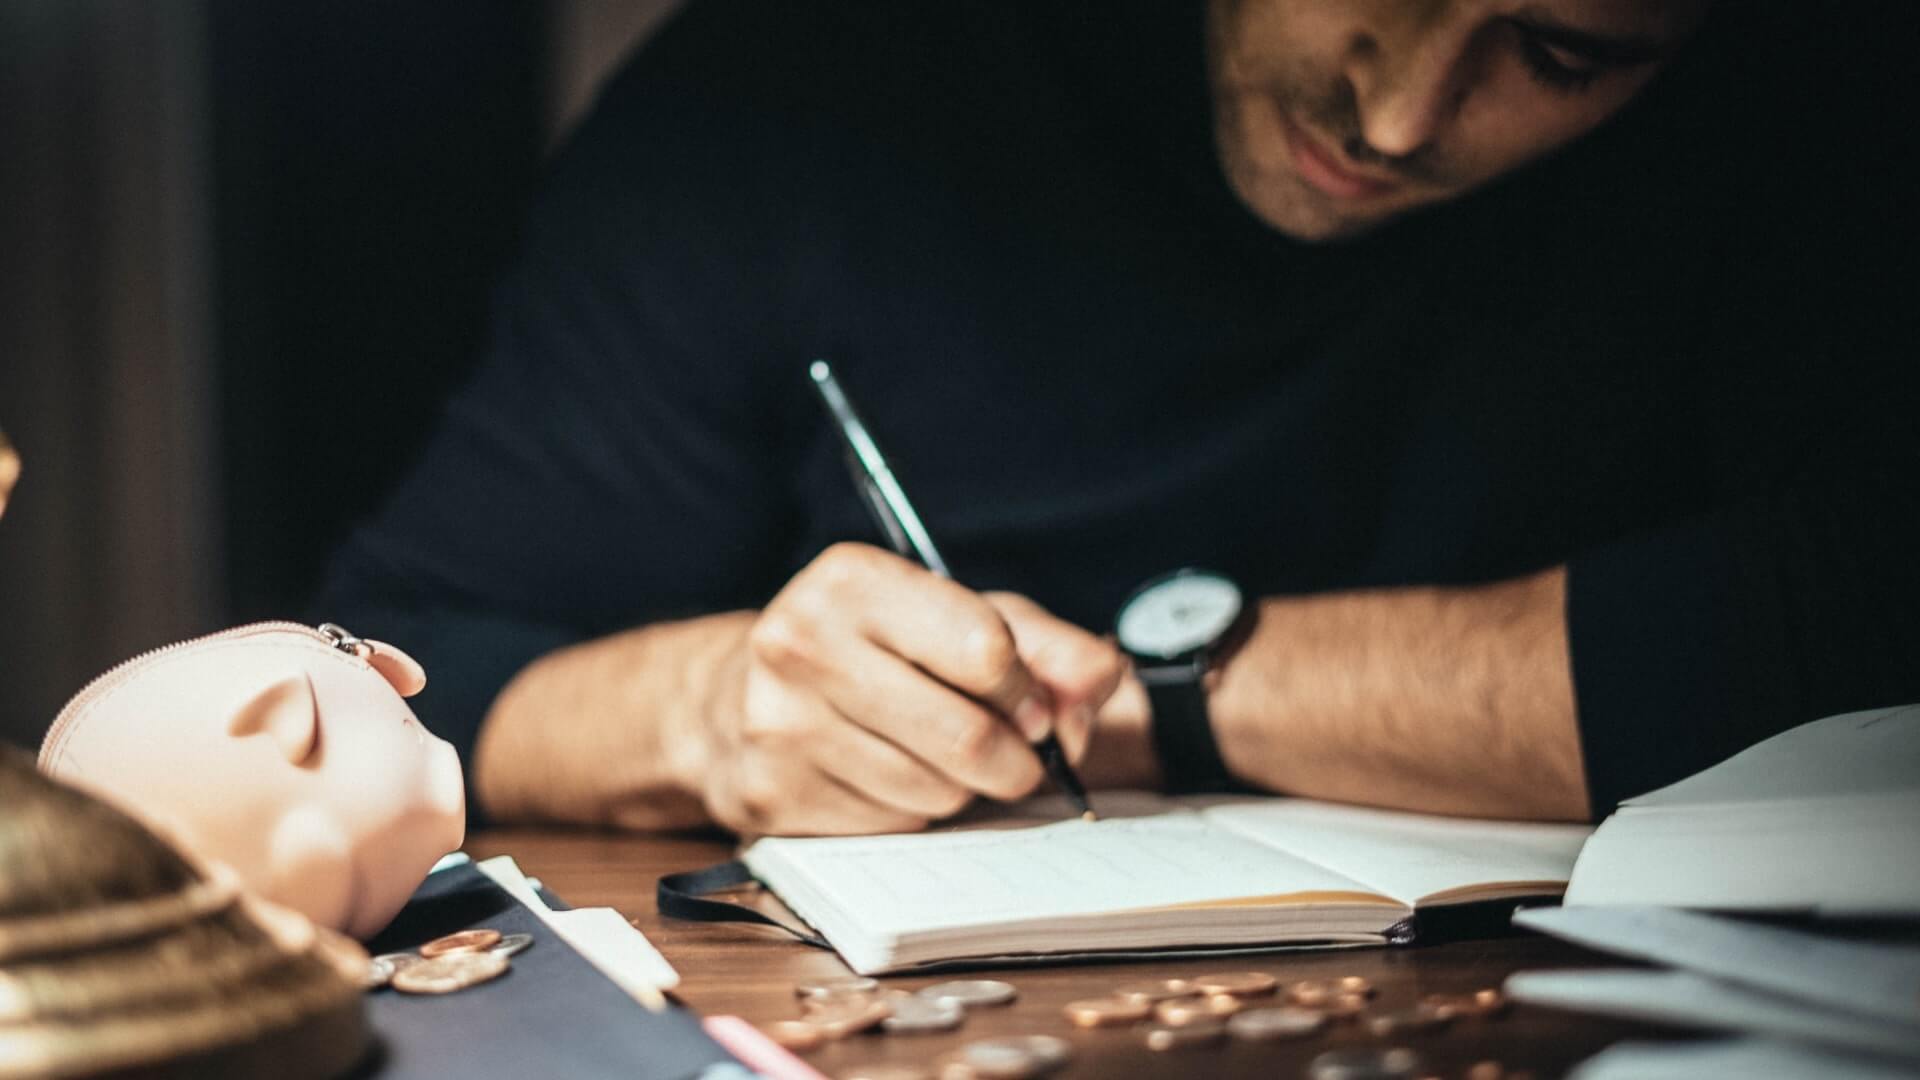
[{"xmin": 39, "ymin": 621, "xmax": 466, "ymax": 940}]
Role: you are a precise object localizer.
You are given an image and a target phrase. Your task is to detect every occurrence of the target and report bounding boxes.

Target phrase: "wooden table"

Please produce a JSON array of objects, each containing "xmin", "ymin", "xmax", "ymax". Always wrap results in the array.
[{"xmin": 469, "ymin": 829, "xmax": 1683, "ymax": 1079}]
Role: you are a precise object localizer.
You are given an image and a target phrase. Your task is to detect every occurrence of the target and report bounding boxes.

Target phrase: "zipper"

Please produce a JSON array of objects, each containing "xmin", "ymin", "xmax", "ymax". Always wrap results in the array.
[{"xmin": 38, "ymin": 621, "xmax": 368, "ymax": 770}]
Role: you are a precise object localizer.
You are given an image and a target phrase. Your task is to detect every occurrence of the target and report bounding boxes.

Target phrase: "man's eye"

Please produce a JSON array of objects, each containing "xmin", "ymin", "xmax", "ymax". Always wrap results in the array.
[{"xmin": 1515, "ymin": 33, "xmax": 1602, "ymax": 93}]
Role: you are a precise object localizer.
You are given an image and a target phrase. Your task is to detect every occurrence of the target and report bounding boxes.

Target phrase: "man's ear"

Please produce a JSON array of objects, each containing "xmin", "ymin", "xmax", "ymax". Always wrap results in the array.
[{"xmin": 226, "ymin": 672, "xmax": 319, "ymax": 765}]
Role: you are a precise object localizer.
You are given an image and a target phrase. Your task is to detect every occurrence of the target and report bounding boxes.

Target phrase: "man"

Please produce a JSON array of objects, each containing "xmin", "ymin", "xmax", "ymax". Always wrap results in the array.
[{"xmin": 319, "ymin": 0, "xmax": 1914, "ymax": 836}]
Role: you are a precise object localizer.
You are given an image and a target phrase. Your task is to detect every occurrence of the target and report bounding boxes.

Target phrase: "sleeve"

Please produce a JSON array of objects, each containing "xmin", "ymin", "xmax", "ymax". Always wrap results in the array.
[
  {"xmin": 311, "ymin": 1, "xmax": 829, "ymax": 818},
  {"xmin": 1564, "ymin": 157, "xmax": 1918, "ymax": 814}
]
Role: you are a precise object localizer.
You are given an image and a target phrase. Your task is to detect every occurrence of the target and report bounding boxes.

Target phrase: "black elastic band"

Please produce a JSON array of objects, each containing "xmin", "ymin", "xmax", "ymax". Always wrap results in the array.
[{"xmin": 656, "ymin": 860, "xmax": 832, "ymax": 949}]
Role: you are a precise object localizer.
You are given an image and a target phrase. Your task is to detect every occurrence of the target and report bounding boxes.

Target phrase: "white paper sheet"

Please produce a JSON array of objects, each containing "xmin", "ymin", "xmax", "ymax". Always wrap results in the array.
[
  {"xmin": 1505, "ymin": 969, "xmax": 1920, "ymax": 1061},
  {"xmin": 1202, "ymin": 798, "xmax": 1589, "ymax": 904},
  {"xmin": 1569, "ymin": 1038, "xmax": 1920, "ymax": 1080},
  {"xmin": 1515, "ymin": 906, "xmax": 1920, "ymax": 1026},
  {"xmin": 477, "ymin": 854, "xmax": 680, "ymax": 997}
]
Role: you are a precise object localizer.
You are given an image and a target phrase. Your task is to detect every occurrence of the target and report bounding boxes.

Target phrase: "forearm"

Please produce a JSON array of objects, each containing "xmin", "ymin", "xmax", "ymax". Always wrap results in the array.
[
  {"xmin": 472, "ymin": 611, "xmax": 754, "ymax": 828},
  {"xmin": 1210, "ymin": 566, "xmax": 1588, "ymax": 821}
]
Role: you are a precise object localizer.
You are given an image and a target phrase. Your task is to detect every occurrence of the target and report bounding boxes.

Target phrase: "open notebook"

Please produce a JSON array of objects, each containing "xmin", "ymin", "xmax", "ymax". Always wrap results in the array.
[{"xmin": 741, "ymin": 794, "xmax": 1590, "ymax": 974}]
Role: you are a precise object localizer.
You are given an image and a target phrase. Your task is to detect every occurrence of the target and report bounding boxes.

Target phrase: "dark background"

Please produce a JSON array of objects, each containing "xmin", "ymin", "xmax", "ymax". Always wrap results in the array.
[
  {"xmin": 0, "ymin": 2, "xmax": 1911, "ymax": 751},
  {"xmin": 0, "ymin": 0, "xmax": 677, "ymax": 747}
]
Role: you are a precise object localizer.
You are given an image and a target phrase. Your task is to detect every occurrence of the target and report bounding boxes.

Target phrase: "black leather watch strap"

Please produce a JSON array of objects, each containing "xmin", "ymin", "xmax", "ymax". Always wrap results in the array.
[{"xmin": 1144, "ymin": 667, "xmax": 1238, "ymax": 794}]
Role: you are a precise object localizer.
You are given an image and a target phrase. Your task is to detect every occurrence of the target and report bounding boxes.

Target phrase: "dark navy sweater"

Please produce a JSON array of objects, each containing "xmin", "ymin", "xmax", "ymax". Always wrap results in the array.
[{"xmin": 317, "ymin": 0, "xmax": 1918, "ymax": 820}]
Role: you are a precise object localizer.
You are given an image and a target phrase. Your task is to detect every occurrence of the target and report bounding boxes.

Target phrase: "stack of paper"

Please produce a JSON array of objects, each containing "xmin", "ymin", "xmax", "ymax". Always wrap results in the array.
[{"xmin": 1509, "ymin": 907, "xmax": 1920, "ymax": 1072}]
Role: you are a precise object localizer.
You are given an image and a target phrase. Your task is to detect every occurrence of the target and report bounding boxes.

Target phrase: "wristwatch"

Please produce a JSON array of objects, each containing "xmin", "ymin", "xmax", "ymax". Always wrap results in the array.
[{"xmin": 1115, "ymin": 568, "xmax": 1250, "ymax": 794}]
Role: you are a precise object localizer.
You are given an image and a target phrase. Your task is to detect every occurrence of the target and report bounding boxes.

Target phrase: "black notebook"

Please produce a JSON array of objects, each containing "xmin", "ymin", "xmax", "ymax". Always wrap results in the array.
[{"xmin": 357, "ymin": 862, "xmax": 731, "ymax": 1080}]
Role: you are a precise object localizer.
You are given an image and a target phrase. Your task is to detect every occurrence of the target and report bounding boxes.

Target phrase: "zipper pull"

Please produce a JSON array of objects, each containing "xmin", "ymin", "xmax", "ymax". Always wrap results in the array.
[{"xmin": 317, "ymin": 622, "xmax": 371, "ymax": 658}]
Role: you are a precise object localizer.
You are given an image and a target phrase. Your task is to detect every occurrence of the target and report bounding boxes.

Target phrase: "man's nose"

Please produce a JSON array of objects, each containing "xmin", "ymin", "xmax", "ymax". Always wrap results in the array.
[{"xmin": 1342, "ymin": 18, "xmax": 1469, "ymax": 160}]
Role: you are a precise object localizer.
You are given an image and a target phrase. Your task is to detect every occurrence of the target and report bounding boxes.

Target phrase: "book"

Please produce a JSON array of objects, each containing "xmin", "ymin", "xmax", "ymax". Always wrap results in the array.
[
  {"xmin": 1562, "ymin": 704, "xmax": 1920, "ymax": 915},
  {"xmin": 740, "ymin": 792, "xmax": 1591, "ymax": 974}
]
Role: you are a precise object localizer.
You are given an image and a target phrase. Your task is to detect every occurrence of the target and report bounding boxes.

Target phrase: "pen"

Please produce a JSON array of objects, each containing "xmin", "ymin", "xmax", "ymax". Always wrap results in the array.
[{"xmin": 807, "ymin": 359, "xmax": 1096, "ymax": 822}]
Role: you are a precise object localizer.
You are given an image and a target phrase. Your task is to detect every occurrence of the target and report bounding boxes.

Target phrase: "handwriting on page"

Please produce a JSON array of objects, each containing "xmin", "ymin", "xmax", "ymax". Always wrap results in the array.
[{"xmin": 767, "ymin": 814, "xmax": 1377, "ymax": 932}]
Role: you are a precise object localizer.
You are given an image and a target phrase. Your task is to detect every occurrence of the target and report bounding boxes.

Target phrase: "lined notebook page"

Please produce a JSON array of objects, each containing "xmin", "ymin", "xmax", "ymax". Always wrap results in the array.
[
  {"xmin": 745, "ymin": 812, "xmax": 1387, "ymax": 935},
  {"xmin": 1201, "ymin": 800, "xmax": 1590, "ymax": 905}
]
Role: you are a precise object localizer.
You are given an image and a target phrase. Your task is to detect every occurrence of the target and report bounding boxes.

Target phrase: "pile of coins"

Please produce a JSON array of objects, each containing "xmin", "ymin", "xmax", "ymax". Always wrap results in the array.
[
  {"xmin": 773, "ymin": 970, "xmax": 1516, "ymax": 1079},
  {"xmin": 360, "ymin": 927, "xmax": 534, "ymax": 996},
  {"xmin": 763, "ymin": 977, "xmax": 1076, "ymax": 1078},
  {"xmin": 1056, "ymin": 970, "xmax": 1519, "ymax": 1080}
]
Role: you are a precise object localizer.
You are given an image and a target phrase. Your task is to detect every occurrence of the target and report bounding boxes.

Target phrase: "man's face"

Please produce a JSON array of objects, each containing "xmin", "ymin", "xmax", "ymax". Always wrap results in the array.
[{"xmin": 1208, "ymin": 0, "xmax": 1711, "ymax": 241}]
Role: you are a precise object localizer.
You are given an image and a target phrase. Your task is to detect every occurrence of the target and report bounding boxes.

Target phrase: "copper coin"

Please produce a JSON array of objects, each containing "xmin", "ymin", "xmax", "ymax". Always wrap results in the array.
[
  {"xmin": 765, "ymin": 1020, "xmax": 824, "ymax": 1051},
  {"xmin": 809, "ymin": 996, "xmax": 893, "ymax": 1039},
  {"xmin": 1144, "ymin": 1020, "xmax": 1225, "ymax": 1051},
  {"xmin": 1288, "ymin": 979, "xmax": 1333, "ymax": 1007},
  {"xmin": 797, "ymin": 975, "xmax": 880, "ymax": 999},
  {"xmin": 419, "ymin": 928, "xmax": 503, "ymax": 958},
  {"xmin": 1063, "ymin": 996, "xmax": 1152, "ymax": 1027},
  {"xmin": 1466, "ymin": 1062, "xmax": 1505, "ymax": 1080},
  {"xmin": 1114, "ymin": 977, "xmax": 1196, "ymax": 1003},
  {"xmin": 1336, "ymin": 975, "xmax": 1376, "ymax": 998},
  {"xmin": 1319, "ymin": 991, "xmax": 1371, "ymax": 1019},
  {"xmin": 1192, "ymin": 971, "xmax": 1277, "ymax": 997},
  {"xmin": 1365, "ymin": 1005, "xmax": 1452, "ymax": 1038},
  {"xmin": 1226, "ymin": 1005, "xmax": 1328, "ymax": 1041},
  {"xmin": 1154, "ymin": 994, "xmax": 1242, "ymax": 1026},
  {"xmin": 391, "ymin": 950, "xmax": 510, "ymax": 994}
]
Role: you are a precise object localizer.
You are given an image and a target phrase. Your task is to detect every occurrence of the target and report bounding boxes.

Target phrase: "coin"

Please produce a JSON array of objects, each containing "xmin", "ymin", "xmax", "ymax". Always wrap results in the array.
[
  {"xmin": 489, "ymin": 932, "xmax": 535, "ymax": 958},
  {"xmin": 1114, "ymin": 977, "xmax": 1195, "ymax": 1003},
  {"xmin": 808, "ymin": 995, "xmax": 893, "ymax": 1039},
  {"xmin": 1466, "ymin": 1062, "xmax": 1505, "ymax": 1080},
  {"xmin": 797, "ymin": 975, "xmax": 881, "ymax": 999},
  {"xmin": 1308, "ymin": 1047, "xmax": 1424, "ymax": 1080},
  {"xmin": 764, "ymin": 1020, "xmax": 823, "ymax": 1051},
  {"xmin": 1192, "ymin": 971, "xmax": 1277, "ymax": 997},
  {"xmin": 920, "ymin": 979, "xmax": 1017, "ymax": 1008},
  {"xmin": 1365, "ymin": 1005, "xmax": 1452, "ymax": 1037},
  {"xmin": 1319, "ymin": 991, "xmax": 1370, "ymax": 1019},
  {"xmin": 1009, "ymin": 1036, "xmax": 1070, "ymax": 1070},
  {"xmin": 361, "ymin": 955, "xmax": 397, "ymax": 990},
  {"xmin": 373, "ymin": 951, "xmax": 424, "ymax": 974},
  {"xmin": 419, "ymin": 928, "xmax": 503, "ymax": 958},
  {"xmin": 391, "ymin": 950, "xmax": 510, "ymax": 994},
  {"xmin": 882, "ymin": 994, "xmax": 965, "ymax": 1034},
  {"xmin": 1336, "ymin": 975, "xmax": 1375, "ymax": 997},
  {"xmin": 1226, "ymin": 1005, "xmax": 1328, "ymax": 1041},
  {"xmin": 950, "ymin": 1042, "xmax": 1041, "ymax": 1079},
  {"xmin": 1154, "ymin": 994, "xmax": 1241, "ymax": 1026},
  {"xmin": 1144, "ymin": 1020, "xmax": 1225, "ymax": 1050},
  {"xmin": 1063, "ymin": 997, "xmax": 1152, "ymax": 1027},
  {"xmin": 1288, "ymin": 979, "xmax": 1333, "ymax": 1007},
  {"xmin": 954, "ymin": 1035, "xmax": 1070, "ymax": 1078}
]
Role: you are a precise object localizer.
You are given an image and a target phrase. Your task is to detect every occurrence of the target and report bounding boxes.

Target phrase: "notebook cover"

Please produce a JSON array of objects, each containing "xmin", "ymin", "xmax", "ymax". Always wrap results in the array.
[{"xmin": 353, "ymin": 863, "xmax": 734, "ymax": 1080}]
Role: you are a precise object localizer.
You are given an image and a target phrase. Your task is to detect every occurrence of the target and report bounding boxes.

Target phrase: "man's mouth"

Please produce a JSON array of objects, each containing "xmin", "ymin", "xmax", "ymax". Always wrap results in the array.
[{"xmin": 1278, "ymin": 107, "xmax": 1401, "ymax": 201}]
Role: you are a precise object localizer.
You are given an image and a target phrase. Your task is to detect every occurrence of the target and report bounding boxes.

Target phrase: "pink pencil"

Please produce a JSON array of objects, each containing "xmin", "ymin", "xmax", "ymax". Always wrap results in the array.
[{"xmin": 702, "ymin": 1015, "xmax": 831, "ymax": 1080}]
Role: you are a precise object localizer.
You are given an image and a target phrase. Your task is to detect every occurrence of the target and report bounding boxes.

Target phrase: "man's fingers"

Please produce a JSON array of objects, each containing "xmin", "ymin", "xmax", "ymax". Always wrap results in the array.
[
  {"xmin": 984, "ymin": 591, "xmax": 1127, "ymax": 713},
  {"xmin": 813, "ymin": 646, "xmax": 1045, "ymax": 802},
  {"xmin": 715, "ymin": 758, "xmax": 926, "ymax": 836},
  {"xmin": 807, "ymin": 710, "xmax": 978, "ymax": 821}
]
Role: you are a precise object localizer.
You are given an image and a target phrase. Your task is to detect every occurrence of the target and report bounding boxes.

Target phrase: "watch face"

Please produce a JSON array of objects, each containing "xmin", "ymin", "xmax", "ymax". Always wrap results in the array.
[{"xmin": 1117, "ymin": 570, "xmax": 1243, "ymax": 661}]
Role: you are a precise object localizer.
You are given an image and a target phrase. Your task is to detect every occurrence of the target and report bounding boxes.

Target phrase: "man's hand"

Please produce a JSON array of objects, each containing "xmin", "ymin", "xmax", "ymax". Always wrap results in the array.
[{"xmin": 688, "ymin": 543, "xmax": 1123, "ymax": 836}]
